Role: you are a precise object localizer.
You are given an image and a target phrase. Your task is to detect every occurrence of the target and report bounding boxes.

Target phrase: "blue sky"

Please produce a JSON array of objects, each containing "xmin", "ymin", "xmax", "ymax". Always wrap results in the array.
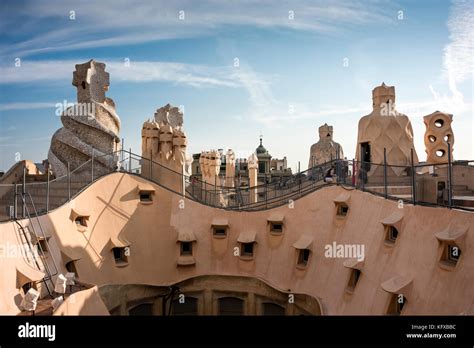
[{"xmin": 0, "ymin": 0, "xmax": 472, "ymax": 172}]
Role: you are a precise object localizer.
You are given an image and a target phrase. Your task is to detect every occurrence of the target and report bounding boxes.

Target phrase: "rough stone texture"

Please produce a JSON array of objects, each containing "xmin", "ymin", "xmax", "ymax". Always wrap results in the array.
[
  {"xmin": 48, "ymin": 60, "xmax": 121, "ymax": 179},
  {"xmin": 153, "ymin": 104, "xmax": 183, "ymax": 128},
  {"xmin": 355, "ymin": 83, "xmax": 418, "ymax": 177},
  {"xmin": 423, "ymin": 111, "xmax": 454, "ymax": 164},
  {"xmin": 141, "ymin": 105, "xmax": 189, "ymax": 193},
  {"xmin": 248, "ymin": 153, "xmax": 258, "ymax": 204},
  {"xmin": 308, "ymin": 123, "xmax": 344, "ymax": 168},
  {"xmin": 197, "ymin": 150, "xmax": 224, "ymax": 205},
  {"xmin": 225, "ymin": 149, "xmax": 236, "ymax": 187},
  {"xmin": 199, "ymin": 150, "xmax": 221, "ymax": 185}
]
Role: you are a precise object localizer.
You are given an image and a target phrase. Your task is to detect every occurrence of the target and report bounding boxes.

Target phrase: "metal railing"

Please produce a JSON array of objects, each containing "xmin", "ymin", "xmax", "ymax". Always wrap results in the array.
[
  {"xmin": 13, "ymin": 192, "xmax": 60, "ymax": 295},
  {"xmin": 0, "ymin": 147, "xmax": 473, "ymax": 222},
  {"xmin": 351, "ymin": 148, "xmax": 474, "ymax": 211}
]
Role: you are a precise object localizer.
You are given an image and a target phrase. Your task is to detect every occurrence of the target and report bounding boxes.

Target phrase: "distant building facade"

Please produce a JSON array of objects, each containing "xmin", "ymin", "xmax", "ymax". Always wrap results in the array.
[{"xmin": 191, "ymin": 137, "xmax": 292, "ymax": 186}]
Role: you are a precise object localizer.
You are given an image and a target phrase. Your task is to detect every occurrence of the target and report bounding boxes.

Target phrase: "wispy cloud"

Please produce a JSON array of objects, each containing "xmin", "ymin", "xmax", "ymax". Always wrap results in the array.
[
  {"xmin": 0, "ymin": 60, "xmax": 271, "ymax": 115},
  {"xmin": 0, "ymin": 59, "xmax": 242, "ymax": 88},
  {"xmin": 243, "ymin": 0, "xmax": 474, "ymax": 128},
  {"xmin": 228, "ymin": 64, "xmax": 370, "ymax": 126},
  {"xmin": 229, "ymin": 67, "xmax": 279, "ymax": 124},
  {"xmin": 0, "ymin": 135, "xmax": 51, "ymax": 147},
  {"xmin": 0, "ymin": 60, "xmax": 72, "ymax": 84},
  {"xmin": 107, "ymin": 61, "xmax": 240, "ymax": 88},
  {"xmin": 0, "ymin": 102, "xmax": 57, "ymax": 111},
  {"xmin": 442, "ymin": 0, "xmax": 473, "ymax": 103},
  {"xmin": 0, "ymin": 0, "xmax": 395, "ymax": 58}
]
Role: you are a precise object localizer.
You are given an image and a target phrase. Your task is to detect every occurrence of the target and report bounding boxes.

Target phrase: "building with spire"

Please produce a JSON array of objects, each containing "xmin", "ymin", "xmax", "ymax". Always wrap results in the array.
[{"xmin": 191, "ymin": 137, "xmax": 292, "ymax": 186}]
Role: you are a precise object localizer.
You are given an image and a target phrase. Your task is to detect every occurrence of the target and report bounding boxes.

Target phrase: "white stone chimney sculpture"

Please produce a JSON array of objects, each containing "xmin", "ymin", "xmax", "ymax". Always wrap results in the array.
[
  {"xmin": 225, "ymin": 149, "xmax": 236, "ymax": 187},
  {"xmin": 248, "ymin": 153, "xmax": 259, "ymax": 204}
]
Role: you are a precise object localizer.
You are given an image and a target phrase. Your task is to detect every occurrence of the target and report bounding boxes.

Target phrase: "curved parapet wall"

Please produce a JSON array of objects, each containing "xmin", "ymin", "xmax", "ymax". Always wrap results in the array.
[
  {"xmin": 48, "ymin": 60, "xmax": 121, "ymax": 179},
  {"xmin": 0, "ymin": 172, "xmax": 473, "ymax": 315},
  {"xmin": 53, "ymin": 286, "xmax": 109, "ymax": 316}
]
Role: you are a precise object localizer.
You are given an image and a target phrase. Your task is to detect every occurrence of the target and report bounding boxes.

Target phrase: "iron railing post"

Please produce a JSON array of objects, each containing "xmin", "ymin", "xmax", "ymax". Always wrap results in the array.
[
  {"xmin": 129, "ymin": 148, "xmax": 132, "ymax": 173},
  {"xmin": 67, "ymin": 162, "xmax": 71, "ymax": 200},
  {"xmin": 411, "ymin": 148, "xmax": 416, "ymax": 205},
  {"xmin": 46, "ymin": 170, "xmax": 50, "ymax": 213},
  {"xmin": 352, "ymin": 159, "xmax": 355, "ymax": 187},
  {"xmin": 14, "ymin": 183, "xmax": 17, "ymax": 219},
  {"xmin": 383, "ymin": 148, "xmax": 388, "ymax": 199},
  {"xmin": 121, "ymin": 137, "xmax": 124, "ymax": 164},
  {"xmin": 447, "ymin": 142, "xmax": 453, "ymax": 208},
  {"xmin": 298, "ymin": 161, "xmax": 302, "ymax": 197},
  {"xmin": 265, "ymin": 180, "xmax": 268, "ymax": 209},
  {"xmin": 91, "ymin": 147, "xmax": 94, "ymax": 182},
  {"xmin": 22, "ymin": 167, "xmax": 26, "ymax": 218}
]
